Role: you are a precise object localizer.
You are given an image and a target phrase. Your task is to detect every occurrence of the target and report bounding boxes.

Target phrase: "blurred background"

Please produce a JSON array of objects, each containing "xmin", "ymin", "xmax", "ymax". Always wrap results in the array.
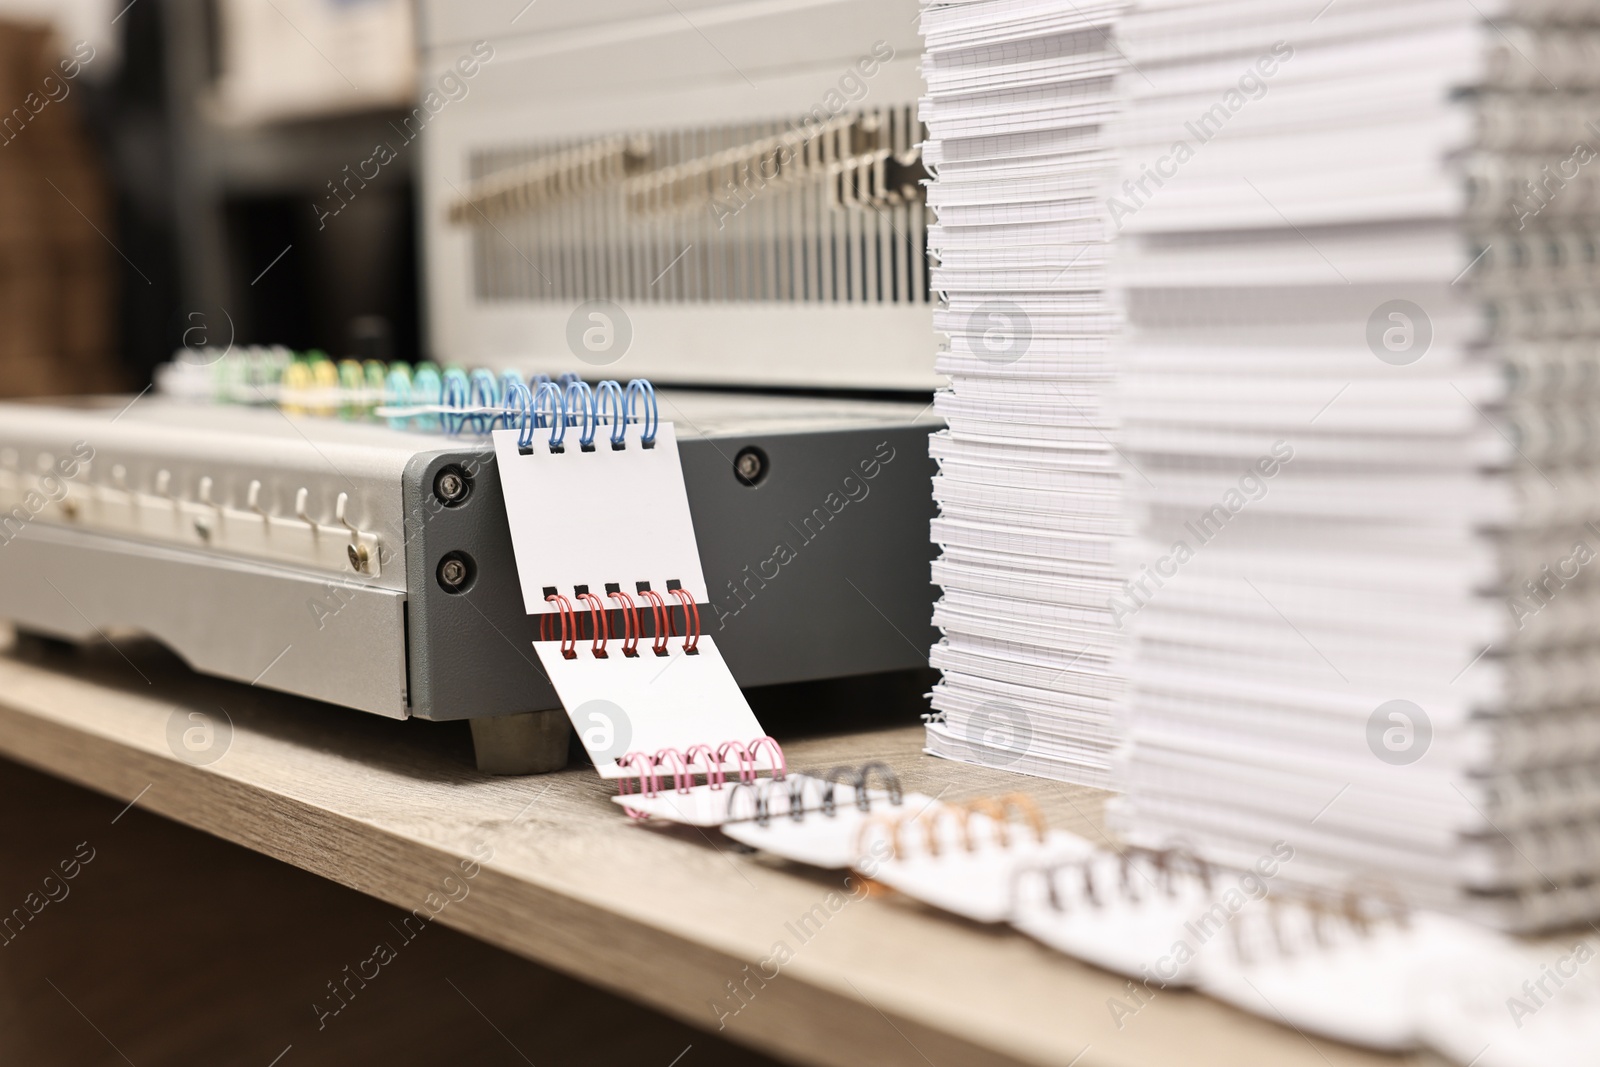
[{"xmin": 0, "ymin": 0, "xmax": 421, "ymax": 400}]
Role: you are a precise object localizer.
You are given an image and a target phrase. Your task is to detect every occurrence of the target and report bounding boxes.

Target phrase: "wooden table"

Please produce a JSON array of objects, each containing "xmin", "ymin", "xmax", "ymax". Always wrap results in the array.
[{"xmin": 0, "ymin": 633, "xmax": 1436, "ymax": 1067}]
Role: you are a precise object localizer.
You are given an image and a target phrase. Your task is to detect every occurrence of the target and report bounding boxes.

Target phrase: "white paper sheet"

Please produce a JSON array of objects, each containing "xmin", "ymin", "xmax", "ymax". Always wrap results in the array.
[
  {"xmin": 534, "ymin": 635, "xmax": 765, "ymax": 779},
  {"xmin": 492, "ymin": 422, "xmax": 708, "ymax": 612}
]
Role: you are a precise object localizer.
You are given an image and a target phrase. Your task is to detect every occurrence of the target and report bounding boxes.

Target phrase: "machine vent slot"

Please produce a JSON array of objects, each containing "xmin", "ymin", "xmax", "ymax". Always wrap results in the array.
[{"xmin": 460, "ymin": 106, "xmax": 931, "ymax": 307}]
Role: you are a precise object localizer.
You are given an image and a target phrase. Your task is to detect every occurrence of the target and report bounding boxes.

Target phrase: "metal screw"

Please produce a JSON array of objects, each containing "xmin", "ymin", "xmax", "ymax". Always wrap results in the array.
[
  {"xmin": 434, "ymin": 467, "xmax": 470, "ymax": 506},
  {"xmin": 734, "ymin": 447, "xmax": 766, "ymax": 486},
  {"xmin": 440, "ymin": 558, "xmax": 468, "ymax": 588},
  {"xmin": 348, "ymin": 543, "xmax": 369, "ymax": 573}
]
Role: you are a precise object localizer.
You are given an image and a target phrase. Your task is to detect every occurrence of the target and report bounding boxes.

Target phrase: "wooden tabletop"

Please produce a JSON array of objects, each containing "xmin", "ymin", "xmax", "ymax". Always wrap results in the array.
[{"xmin": 0, "ymin": 632, "xmax": 1436, "ymax": 1067}]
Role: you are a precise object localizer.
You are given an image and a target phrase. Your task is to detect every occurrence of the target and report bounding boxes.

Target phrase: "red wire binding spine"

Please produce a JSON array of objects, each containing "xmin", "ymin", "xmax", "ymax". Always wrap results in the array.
[
  {"xmin": 638, "ymin": 588, "xmax": 670, "ymax": 656},
  {"xmin": 670, "ymin": 587, "xmax": 700, "ymax": 654},
  {"xmin": 540, "ymin": 586, "xmax": 699, "ymax": 658},
  {"xmin": 543, "ymin": 593, "xmax": 578, "ymax": 659},
  {"xmin": 576, "ymin": 591, "xmax": 609, "ymax": 658},
  {"xmin": 608, "ymin": 589, "xmax": 640, "ymax": 657}
]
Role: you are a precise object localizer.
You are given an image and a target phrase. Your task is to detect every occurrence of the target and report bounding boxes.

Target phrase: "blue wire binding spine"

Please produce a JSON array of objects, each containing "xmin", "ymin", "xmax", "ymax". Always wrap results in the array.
[{"xmin": 376, "ymin": 371, "xmax": 658, "ymax": 450}]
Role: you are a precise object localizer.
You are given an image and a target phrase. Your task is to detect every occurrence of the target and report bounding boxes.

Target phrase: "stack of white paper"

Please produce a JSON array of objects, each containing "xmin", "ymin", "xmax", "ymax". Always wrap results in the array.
[
  {"xmin": 1106, "ymin": 0, "xmax": 1600, "ymax": 930},
  {"xmin": 920, "ymin": 0, "xmax": 1129, "ymax": 786}
]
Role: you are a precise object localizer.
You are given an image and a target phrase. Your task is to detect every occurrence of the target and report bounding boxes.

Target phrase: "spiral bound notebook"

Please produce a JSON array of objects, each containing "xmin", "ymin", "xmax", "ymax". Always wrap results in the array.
[
  {"xmin": 598, "ymin": 743, "xmax": 1585, "ymax": 1067},
  {"xmin": 718, "ymin": 765, "xmax": 943, "ymax": 869},
  {"xmin": 610, "ymin": 754, "xmax": 910, "ymax": 828},
  {"xmin": 919, "ymin": 0, "xmax": 1130, "ymax": 788},
  {"xmin": 1192, "ymin": 894, "xmax": 1504, "ymax": 1053},
  {"xmin": 488, "ymin": 379, "xmax": 769, "ymax": 778},
  {"xmin": 1418, "ymin": 933, "xmax": 1600, "ymax": 1067},
  {"xmin": 603, "ymin": 752, "xmax": 945, "ymax": 871},
  {"xmin": 857, "ymin": 793, "xmax": 1097, "ymax": 922},
  {"xmin": 870, "ymin": 797, "xmax": 1589, "ymax": 1063},
  {"xmin": 1196, "ymin": 889, "xmax": 1600, "ymax": 1065},
  {"xmin": 1105, "ymin": 0, "xmax": 1600, "ymax": 933},
  {"xmin": 607, "ymin": 737, "xmax": 792, "ymax": 822}
]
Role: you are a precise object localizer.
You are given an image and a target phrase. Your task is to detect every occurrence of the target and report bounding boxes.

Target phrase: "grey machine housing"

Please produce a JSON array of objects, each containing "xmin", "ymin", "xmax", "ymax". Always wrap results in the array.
[{"xmin": 0, "ymin": 392, "xmax": 937, "ymax": 769}]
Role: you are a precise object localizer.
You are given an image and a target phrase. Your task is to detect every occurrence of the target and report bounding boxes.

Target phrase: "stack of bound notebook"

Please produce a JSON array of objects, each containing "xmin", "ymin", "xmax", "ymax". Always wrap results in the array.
[
  {"xmin": 919, "ymin": 0, "xmax": 1127, "ymax": 787},
  {"xmin": 1107, "ymin": 0, "xmax": 1600, "ymax": 930}
]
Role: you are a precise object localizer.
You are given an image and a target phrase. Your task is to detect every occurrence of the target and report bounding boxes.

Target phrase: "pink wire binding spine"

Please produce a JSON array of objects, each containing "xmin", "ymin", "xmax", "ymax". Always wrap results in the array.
[
  {"xmin": 682, "ymin": 743, "xmax": 725, "ymax": 789},
  {"xmin": 616, "ymin": 751, "xmax": 661, "ymax": 819},
  {"xmin": 613, "ymin": 736, "xmax": 787, "ymax": 816},
  {"xmin": 654, "ymin": 748, "xmax": 693, "ymax": 794}
]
